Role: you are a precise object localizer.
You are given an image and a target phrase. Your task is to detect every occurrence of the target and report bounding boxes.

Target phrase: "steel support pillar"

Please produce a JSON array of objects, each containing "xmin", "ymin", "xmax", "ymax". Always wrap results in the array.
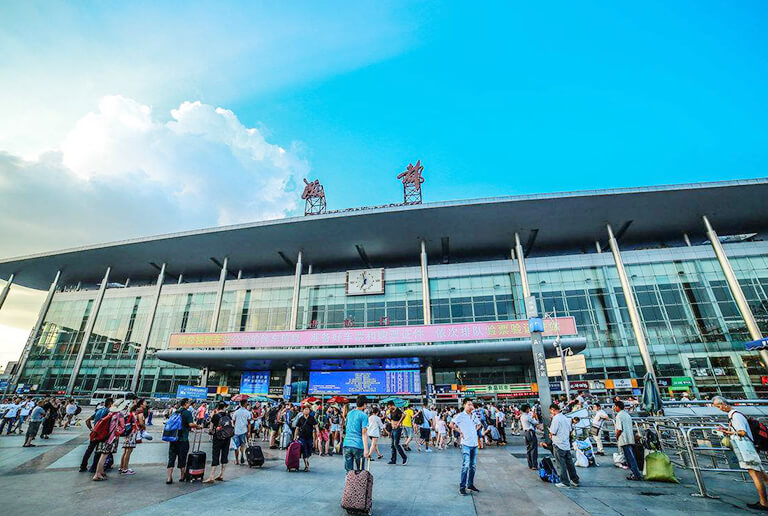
[
  {"xmin": 66, "ymin": 267, "xmax": 111, "ymax": 395},
  {"xmin": 130, "ymin": 263, "xmax": 165, "ymax": 393},
  {"xmin": 420, "ymin": 240, "xmax": 432, "ymax": 325},
  {"xmin": 703, "ymin": 216, "xmax": 768, "ymax": 368},
  {"xmin": 290, "ymin": 251, "xmax": 303, "ymax": 330},
  {"xmin": 606, "ymin": 224, "xmax": 657, "ymax": 378},
  {"xmin": 0, "ymin": 274, "xmax": 14, "ymax": 312},
  {"xmin": 13, "ymin": 270, "xmax": 60, "ymax": 386},
  {"xmin": 210, "ymin": 257, "xmax": 228, "ymax": 332}
]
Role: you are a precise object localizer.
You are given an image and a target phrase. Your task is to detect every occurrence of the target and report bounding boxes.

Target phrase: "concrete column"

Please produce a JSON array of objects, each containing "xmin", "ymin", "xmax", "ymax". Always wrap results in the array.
[
  {"xmin": 703, "ymin": 216, "xmax": 768, "ymax": 368},
  {"xmin": 284, "ymin": 367, "xmax": 293, "ymax": 401},
  {"xmin": 595, "ymin": 242, "xmax": 602, "ymax": 254},
  {"xmin": 200, "ymin": 368, "xmax": 209, "ymax": 388},
  {"xmin": 210, "ymin": 257, "xmax": 228, "ymax": 332},
  {"xmin": 683, "ymin": 233, "xmax": 692, "ymax": 247},
  {"xmin": 289, "ymin": 251, "xmax": 303, "ymax": 330},
  {"xmin": 66, "ymin": 267, "xmax": 111, "ymax": 395},
  {"xmin": 606, "ymin": 224, "xmax": 657, "ymax": 378},
  {"xmin": 0, "ymin": 274, "xmax": 14, "ymax": 312},
  {"xmin": 420, "ymin": 240, "xmax": 432, "ymax": 325},
  {"xmin": 13, "ymin": 270, "xmax": 60, "ymax": 386},
  {"xmin": 307, "ymin": 264, "xmax": 313, "ymax": 275},
  {"xmin": 513, "ymin": 233, "xmax": 551, "ymax": 426},
  {"xmin": 426, "ymin": 364, "xmax": 435, "ymax": 402},
  {"xmin": 130, "ymin": 263, "xmax": 165, "ymax": 392}
]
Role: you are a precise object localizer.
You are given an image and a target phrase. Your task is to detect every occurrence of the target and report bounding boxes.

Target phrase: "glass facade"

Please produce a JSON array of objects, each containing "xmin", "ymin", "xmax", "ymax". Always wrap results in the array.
[{"xmin": 16, "ymin": 239, "xmax": 768, "ymax": 399}]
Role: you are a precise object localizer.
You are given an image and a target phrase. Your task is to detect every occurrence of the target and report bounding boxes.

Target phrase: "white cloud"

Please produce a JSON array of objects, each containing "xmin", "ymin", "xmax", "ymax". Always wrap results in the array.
[{"xmin": 0, "ymin": 95, "xmax": 306, "ymax": 258}]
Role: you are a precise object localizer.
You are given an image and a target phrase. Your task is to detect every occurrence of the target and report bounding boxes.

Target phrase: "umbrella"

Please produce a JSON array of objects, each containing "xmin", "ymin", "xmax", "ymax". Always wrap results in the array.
[
  {"xmin": 301, "ymin": 396, "xmax": 320, "ymax": 404},
  {"xmin": 641, "ymin": 372, "xmax": 663, "ymax": 415},
  {"xmin": 380, "ymin": 397, "xmax": 409, "ymax": 407},
  {"xmin": 248, "ymin": 395, "xmax": 271, "ymax": 403},
  {"xmin": 230, "ymin": 394, "xmax": 250, "ymax": 402},
  {"xmin": 327, "ymin": 396, "xmax": 349, "ymax": 404}
]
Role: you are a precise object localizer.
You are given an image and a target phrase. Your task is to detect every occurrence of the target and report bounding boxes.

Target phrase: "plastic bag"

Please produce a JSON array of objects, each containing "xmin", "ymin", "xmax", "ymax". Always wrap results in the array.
[
  {"xmin": 644, "ymin": 451, "xmax": 679, "ymax": 483},
  {"xmin": 613, "ymin": 452, "xmax": 626, "ymax": 466},
  {"xmin": 575, "ymin": 449, "xmax": 589, "ymax": 468},
  {"xmin": 734, "ymin": 436, "xmax": 762, "ymax": 464}
]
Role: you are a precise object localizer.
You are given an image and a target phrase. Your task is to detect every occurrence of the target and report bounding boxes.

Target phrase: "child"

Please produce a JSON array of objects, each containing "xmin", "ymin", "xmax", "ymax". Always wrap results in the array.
[{"xmin": 436, "ymin": 414, "xmax": 447, "ymax": 449}]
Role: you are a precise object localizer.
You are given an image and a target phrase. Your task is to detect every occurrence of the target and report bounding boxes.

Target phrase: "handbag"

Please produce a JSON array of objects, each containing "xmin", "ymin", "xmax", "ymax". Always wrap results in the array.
[{"xmin": 734, "ymin": 436, "xmax": 762, "ymax": 464}]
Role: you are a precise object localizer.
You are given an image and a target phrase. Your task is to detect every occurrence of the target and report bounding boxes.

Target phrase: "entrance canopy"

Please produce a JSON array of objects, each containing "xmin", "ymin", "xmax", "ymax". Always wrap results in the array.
[{"xmin": 155, "ymin": 336, "xmax": 587, "ymax": 371}]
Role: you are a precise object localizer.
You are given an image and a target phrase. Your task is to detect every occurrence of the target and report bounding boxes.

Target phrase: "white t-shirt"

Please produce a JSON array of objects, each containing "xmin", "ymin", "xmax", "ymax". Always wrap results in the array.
[
  {"xmin": 495, "ymin": 411, "xmax": 504, "ymax": 424},
  {"xmin": 521, "ymin": 412, "xmax": 536, "ymax": 431},
  {"xmin": 452, "ymin": 410, "xmax": 480, "ymax": 447},
  {"xmin": 20, "ymin": 401, "xmax": 35, "ymax": 416},
  {"xmin": 591, "ymin": 409, "xmax": 608, "ymax": 429},
  {"xmin": 436, "ymin": 419, "xmax": 447, "ymax": 434},
  {"xmin": 4, "ymin": 403, "xmax": 20, "ymax": 418},
  {"xmin": 233, "ymin": 407, "xmax": 251, "ymax": 435},
  {"xmin": 66, "ymin": 403, "xmax": 78, "ymax": 415},
  {"xmin": 729, "ymin": 410, "xmax": 753, "ymax": 441},
  {"xmin": 549, "ymin": 412, "xmax": 571, "ymax": 451}
]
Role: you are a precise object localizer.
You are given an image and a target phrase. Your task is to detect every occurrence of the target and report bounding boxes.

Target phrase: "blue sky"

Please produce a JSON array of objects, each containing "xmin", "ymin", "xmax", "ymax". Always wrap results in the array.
[{"xmin": 0, "ymin": 1, "xmax": 767, "ymax": 363}]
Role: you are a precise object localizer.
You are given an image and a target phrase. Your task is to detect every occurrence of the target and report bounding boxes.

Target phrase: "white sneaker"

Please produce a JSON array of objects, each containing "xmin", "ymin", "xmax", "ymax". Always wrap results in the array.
[{"xmin": 555, "ymin": 482, "xmax": 569, "ymax": 488}]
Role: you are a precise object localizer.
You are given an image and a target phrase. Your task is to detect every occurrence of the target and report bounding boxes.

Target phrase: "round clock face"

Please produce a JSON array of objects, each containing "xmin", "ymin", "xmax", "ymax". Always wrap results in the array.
[
  {"xmin": 355, "ymin": 271, "xmax": 373, "ymax": 290},
  {"xmin": 348, "ymin": 269, "xmax": 383, "ymax": 295}
]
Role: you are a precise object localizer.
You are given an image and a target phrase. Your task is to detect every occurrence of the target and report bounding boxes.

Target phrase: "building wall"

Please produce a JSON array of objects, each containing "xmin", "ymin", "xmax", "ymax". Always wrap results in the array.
[{"xmin": 16, "ymin": 240, "xmax": 768, "ymax": 398}]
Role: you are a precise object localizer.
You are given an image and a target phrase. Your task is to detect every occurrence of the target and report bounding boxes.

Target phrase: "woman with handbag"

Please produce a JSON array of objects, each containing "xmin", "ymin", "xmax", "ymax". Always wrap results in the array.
[{"xmin": 119, "ymin": 399, "xmax": 146, "ymax": 475}]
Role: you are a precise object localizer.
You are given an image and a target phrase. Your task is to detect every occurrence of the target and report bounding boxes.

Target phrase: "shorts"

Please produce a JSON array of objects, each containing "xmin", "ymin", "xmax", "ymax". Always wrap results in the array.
[
  {"xmin": 403, "ymin": 426, "xmax": 413, "ymax": 438},
  {"xmin": 419, "ymin": 427, "xmax": 431, "ymax": 440},
  {"xmin": 232, "ymin": 433, "xmax": 248, "ymax": 448},
  {"xmin": 167, "ymin": 440, "xmax": 190, "ymax": 469},
  {"xmin": 25, "ymin": 421, "xmax": 41, "ymax": 439},
  {"xmin": 733, "ymin": 438, "xmax": 764, "ymax": 472},
  {"xmin": 271, "ymin": 423, "xmax": 280, "ymax": 432},
  {"xmin": 211, "ymin": 438, "xmax": 230, "ymax": 466},
  {"xmin": 96, "ymin": 438, "xmax": 119, "ymax": 454},
  {"xmin": 330, "ymin": 424, "xmax": 340, "ymax": 432},
  {"xmin": 299, "ymin": 438, "xmax": 313, "ymax": 459}
]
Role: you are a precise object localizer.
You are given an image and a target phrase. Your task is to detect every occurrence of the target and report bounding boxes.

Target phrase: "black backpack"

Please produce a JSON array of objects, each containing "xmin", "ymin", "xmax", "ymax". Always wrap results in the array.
[
  {"xmin": 538, "ymin": 457, "xmax": 560, "ymax": 483},
  {"xmin": 214, "ymin": 412, "xmax": 235, "ymax": 440},
  {"xmin": 414, "ymin": 412, "xmax": 424, "ymax": 426},
  {"xmin": 733, "ymin": 412, "xmax": 768, "ymax": 452}
]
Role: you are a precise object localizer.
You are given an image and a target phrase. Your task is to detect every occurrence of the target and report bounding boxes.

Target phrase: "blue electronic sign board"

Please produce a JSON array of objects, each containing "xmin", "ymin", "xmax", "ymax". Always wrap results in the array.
[
  {"xmin": 309, "ymin": 370, "xmax": 421, "ymax": 395},
  {"xmin": 240, "ymin": 371, "xmax": 270, "ymax": 395},
  {"xmin": 176, "ymin": 384, "xmax": 208, "ymax": 400}
]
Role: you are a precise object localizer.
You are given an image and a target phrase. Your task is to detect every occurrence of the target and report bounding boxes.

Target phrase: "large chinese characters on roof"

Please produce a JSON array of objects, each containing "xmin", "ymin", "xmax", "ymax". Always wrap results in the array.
[
  {"xmin": 397, "ymin": 159, "xmax": 425, "ymax": 205},
  {"xmin": 302, "ymin": 178, "xmax": 326, "ymax": 215}
]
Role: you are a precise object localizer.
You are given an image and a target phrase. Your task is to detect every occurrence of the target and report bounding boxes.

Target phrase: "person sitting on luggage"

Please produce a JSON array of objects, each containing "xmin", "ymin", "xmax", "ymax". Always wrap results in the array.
[
  {"xmin": 204, "ymin": 402, "xmax": 233, "ymax": 484},
  {"xmin": 294, "ymin": 405, "xmax": 318, "ymax": 472}
]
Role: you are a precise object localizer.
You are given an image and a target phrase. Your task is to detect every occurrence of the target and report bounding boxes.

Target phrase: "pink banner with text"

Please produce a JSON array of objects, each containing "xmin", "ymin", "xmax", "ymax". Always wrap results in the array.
[{"xmin": 168, "ymin": 317, "xmax": 577, "ymax": 349}]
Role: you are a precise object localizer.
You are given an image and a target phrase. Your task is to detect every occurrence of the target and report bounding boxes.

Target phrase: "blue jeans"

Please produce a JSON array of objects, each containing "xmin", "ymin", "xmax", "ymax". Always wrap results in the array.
[
  {"xmin": 460, "ymin": 445, "xmax": 478, "ymax": 489},
  {"xmin": 390, "ymin": 427, "xmax": 407, "ymax": 463},
  {"xmin": 621, "ymin": 444, "xmax": 643, "ymax": 479},
  {"xmin": 344, "ymin": 446, "xmax": 364, "ymax": 472}
]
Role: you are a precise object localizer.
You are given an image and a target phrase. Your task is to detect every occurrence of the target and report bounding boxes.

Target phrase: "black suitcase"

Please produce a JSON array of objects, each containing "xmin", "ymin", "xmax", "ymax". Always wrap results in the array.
[
  {"xmin": 632, "ymin": 443, "xmax": 645, "ymax": 472},
  {"xmin": 247, "ymin": 442, "xmax": 265, "ymax": 468},
  {"xmin": 185, "ymin": 430, "xmax": 206, "ymax": 482}
]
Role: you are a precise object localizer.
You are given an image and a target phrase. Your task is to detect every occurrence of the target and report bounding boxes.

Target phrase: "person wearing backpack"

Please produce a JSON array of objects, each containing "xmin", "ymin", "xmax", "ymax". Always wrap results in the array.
[
  {"xmin": 92, "ymin": 399, "xmax": 128, "ymax": 481},
  {"xmin": 80, "ymin": 397, "xmax": 114, "ymax": 473},
  {"xmin": 714, "ymin": 396, "xmax": 768, "ymax": 511},
  {"xmin": 165, "ymin": 398, "xmax": 200, "ymax": 484},
  {"xmin": 203, "ymin": 402, "xmax": 233, "ymax": 483}
]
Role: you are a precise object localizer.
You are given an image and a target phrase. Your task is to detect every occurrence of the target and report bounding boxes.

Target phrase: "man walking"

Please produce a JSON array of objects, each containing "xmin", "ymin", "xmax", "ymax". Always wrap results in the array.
[
  {"xmin": 713, "ymin": 396, "xmax": 768, "ymax": 511},
  {"xmin": 386, "ymin": 401, "xmax": 407, "ymax": 465},
  {"xmin": 549, "ymin": 404, "xmax": 579, "ymax": 488},
  {"xmin": 232, "ymin": 400, "xmax": 251, "ymax": 465},
  {"xmin": 520, "ymin": 404, "xmax": 539, "ymax": 470},
  {"xmin": 342, "ymin": 395, "xmax": 369, "ymax": 472},
  {"xmin": 451, "ymin": 398, "xmax": 481, "ymax": 496},
  {"xmin": 614, "ymin": 400, "xmax": 642, "ymax": 481},
  {"xmin": 22, "ymin": 401, "xmax": 46, "ymax": 447},
  {"xmin": 590, "ymin": 402, "xmax": 609, "ymax": 456}
]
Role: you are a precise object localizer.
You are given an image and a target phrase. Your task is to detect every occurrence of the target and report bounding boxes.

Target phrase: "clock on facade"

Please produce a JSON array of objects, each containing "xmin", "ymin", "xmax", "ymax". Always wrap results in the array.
[{"xmin": 346, "ymin": 268, "xmax": 385, "ymax": 295}]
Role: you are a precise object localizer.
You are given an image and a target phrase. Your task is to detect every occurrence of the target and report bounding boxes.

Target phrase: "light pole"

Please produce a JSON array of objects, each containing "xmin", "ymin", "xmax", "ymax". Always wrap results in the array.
[{"xmin": 544, "ymin": 307, "xmax": 571, "ymax": 403}]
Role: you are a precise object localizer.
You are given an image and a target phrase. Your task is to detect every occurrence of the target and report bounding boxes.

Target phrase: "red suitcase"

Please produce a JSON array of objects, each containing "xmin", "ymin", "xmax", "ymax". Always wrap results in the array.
[
  {"xmin": 286, "ymin": 440, "xmax": 302, "ymax": 471},
  {"xmin": 341, "ymin": 458, "xmax": 373, "ymax": 515}
]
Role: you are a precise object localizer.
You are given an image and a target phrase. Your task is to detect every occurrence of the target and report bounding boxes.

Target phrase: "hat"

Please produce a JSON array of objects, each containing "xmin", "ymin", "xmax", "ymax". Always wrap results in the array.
[{"xmin": 110, "ymin": 398, "xmax": 132, "ymax": 412}]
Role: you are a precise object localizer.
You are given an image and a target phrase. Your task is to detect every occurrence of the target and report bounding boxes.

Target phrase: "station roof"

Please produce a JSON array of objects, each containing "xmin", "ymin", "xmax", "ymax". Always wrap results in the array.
[{"xmin": 1, "ymin": 178, "xmax": 766, "ymax": 290}]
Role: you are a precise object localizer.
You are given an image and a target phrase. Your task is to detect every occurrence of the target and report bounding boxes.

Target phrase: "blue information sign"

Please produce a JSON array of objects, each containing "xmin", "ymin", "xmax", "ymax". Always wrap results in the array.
[
  {"xmin": 309, "ymin": 370, "xmax": 422, "ymax": 395},
  {"xmin": 0, "ymin": 380, "xmax": 8, "ymax": 390},
  {"xmin": 176, "ymin": 384, "xmax": 208, "ymax": 400},
  {"xmin": 240, "ymin": 371, "xmax": 270, "ymax": 395},
  {"xmin": 746, "ymin": 337, "xmax": 768, "ymax": 351}
]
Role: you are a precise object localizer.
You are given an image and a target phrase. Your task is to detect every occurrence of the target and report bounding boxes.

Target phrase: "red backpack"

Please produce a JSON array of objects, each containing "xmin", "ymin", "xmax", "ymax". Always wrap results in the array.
[{"xmin": 90, "ymin": 413, "xmax": 113, "ymax": 442}]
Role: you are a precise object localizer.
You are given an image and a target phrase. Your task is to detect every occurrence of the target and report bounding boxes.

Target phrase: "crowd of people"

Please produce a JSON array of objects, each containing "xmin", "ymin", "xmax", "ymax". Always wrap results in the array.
[{"xmin": 3, "ymin": 390, "xmax": 768, "ymax": 511}]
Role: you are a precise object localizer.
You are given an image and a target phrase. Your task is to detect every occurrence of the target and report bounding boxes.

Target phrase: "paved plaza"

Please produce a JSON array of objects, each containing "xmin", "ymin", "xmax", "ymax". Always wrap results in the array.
[{"xmin": 0, "ymin": 424, "xmax": 759, "ymax": 515}]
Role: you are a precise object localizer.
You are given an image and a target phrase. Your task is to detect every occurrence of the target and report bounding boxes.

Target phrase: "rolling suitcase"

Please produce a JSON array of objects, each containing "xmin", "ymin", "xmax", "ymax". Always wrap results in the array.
[
  {"xmin": 185, "ymin": 430, "xmax": 206, "ymax": 482},
  {"xmin": 341, "ymin": 458, "xmax": 373, "ymax": 515},
  {"xmin": 247, "ymin": 438, "xmax": 265, "ymax": 468},
  {"xmin": 286, "ymin": 440, "xmax": 302, "ymax": 471}
]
